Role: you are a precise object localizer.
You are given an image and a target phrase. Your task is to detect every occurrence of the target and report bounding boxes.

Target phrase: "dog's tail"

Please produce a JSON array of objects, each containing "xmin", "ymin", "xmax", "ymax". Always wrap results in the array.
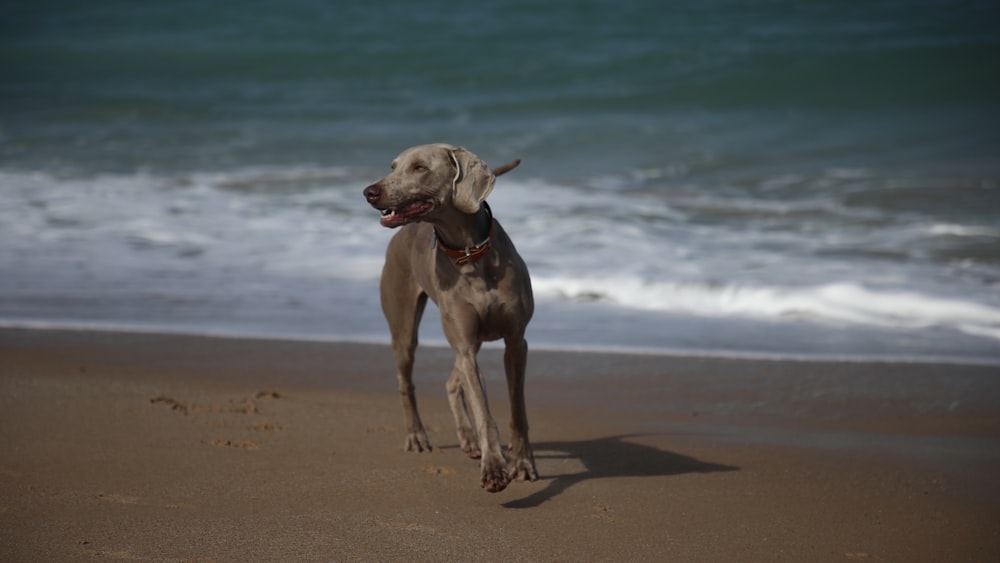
[{"xmin": 491, "ymin": 159, "xmax": 521, "ymax": 177}]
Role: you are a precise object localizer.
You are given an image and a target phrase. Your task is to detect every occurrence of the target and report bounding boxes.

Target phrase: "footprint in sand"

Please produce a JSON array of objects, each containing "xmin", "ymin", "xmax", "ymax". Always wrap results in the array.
[
  {"xmin": 96, "ymin": 493, "xmax": 143, "ymax": 505},
  {"xmin": 422, "ymin": 465, "xmax": 457, "ymax": 476},
  {"xmin": 588, "ymin": 503, "xmax": 617, "ymax": 523},
  {"xmin": 150, "ymin": 390, "xmax": 282, "ymax": 416},
  {"xmin": 207, "ymin": 439, "xmax": 259, "ymax": 450},
  {"xmin": 149, "ymin": 395, "xmax": 193, "ymax": 414},
  {"xmin": 153, "ymin": 393, "xmax": 281, "ymax": 451},
  {"xmin": 244, "ymin": 422, "xmax": 281, "ymax": 432}
]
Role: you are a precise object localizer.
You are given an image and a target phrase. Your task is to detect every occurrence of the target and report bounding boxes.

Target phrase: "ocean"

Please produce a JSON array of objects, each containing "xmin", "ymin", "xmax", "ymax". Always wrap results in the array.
[{"xmin": 2, "ymin": 0, "xmax": 1000, "ymax": 363}]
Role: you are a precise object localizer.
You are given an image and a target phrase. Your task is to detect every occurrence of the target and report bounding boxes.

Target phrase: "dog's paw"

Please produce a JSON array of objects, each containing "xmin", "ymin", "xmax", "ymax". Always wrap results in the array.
[
  {"xmin": 458, "ymin": 428, "xmax": 483, "ymax": 459},
  {"xmin": 506, "ymin": 441, "xmax": 538, "ymax": 482},
  {"xmin": 403, "ymin": 431, "xmax": 432, "ymax": 453},
  {"xmin": 462, "ymin": 442, "xmax": 482, "ymax": 459},
  {"xmin": 480, "ymin": 455, "xmax": 511, "ymax": 493},
  {"xmin": 458, "ymin": 428, "xmax": 482, "ymax": 459},
  {"xmin": 509, "ymin": 456, "xmax": 539, "ymax": 482}
]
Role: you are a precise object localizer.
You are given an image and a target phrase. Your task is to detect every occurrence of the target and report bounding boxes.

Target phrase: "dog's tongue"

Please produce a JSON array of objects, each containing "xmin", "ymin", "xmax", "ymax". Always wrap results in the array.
[{"xmin": 380, "ymin": 201, "xmax": 432, "ymax": 228}]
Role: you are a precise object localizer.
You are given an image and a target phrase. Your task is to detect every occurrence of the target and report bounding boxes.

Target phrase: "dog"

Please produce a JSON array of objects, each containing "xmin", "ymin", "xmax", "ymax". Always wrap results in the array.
[{"xmin": 363, "ymin": 143, "xmax": 537, "ymax": 492}]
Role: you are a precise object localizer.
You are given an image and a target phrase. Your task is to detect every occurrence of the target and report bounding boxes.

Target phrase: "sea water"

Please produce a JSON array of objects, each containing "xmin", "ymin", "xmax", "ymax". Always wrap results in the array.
[{"xmin": 2, "ymin": 0, "xmax": 999, "ymax": 363}]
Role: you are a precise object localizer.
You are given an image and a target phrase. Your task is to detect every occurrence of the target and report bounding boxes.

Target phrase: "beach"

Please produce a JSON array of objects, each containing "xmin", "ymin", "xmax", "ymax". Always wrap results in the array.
[
  {"xmin": 4, "ymin": 3, "xmax": 1000, "ymax": 560},
  {"xmin": 2, "ymin": 328, "xmax": 998, "ymax": 562}
]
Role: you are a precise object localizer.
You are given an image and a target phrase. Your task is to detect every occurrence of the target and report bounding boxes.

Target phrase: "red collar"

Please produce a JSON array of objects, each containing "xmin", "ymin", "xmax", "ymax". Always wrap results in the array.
[{"xmin": 433, "ymin": 204, "xmax": 495, "ymax": 266}]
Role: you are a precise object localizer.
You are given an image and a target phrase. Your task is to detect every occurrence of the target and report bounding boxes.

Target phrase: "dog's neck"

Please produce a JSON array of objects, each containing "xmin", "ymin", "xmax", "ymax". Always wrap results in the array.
[{"xmin": 432, "ymin": 202, "xmax": 494, "ymax": 265}]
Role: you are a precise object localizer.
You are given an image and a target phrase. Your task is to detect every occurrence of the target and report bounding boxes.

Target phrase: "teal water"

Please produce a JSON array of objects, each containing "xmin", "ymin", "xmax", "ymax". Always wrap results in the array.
[
  {"xmin": 4, "ymin": 0, "xmax": 998, "ymax": 172},
  {"xmin": 2, "ymin": 1, "xmax": 1000, "ymax": 361}
]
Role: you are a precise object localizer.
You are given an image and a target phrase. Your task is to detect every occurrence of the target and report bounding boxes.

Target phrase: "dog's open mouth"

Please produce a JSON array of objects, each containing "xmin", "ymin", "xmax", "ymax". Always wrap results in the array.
[{"xmin": 379, "ymin": 200, "xmax": 434, "ymax": 228}]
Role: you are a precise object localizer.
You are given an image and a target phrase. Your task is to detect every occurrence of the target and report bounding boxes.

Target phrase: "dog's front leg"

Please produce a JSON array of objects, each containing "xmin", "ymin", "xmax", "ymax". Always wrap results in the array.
[
  {"xmin": 398, "ymin": 379, "xmax": 430, "ymax": 452},
  {"xmin": 387, "ymin": 318, "xmax": 430, "ymax": 452},
  {"xmin": 453, "ymin": 349, "xmax": 509, "ymax": 493}
]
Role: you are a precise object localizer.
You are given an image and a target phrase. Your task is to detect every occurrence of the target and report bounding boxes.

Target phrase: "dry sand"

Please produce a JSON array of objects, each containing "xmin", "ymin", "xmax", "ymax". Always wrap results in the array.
[{"xmin": 1, "ymin": 328, "xmax": 999, "ymax": 562}]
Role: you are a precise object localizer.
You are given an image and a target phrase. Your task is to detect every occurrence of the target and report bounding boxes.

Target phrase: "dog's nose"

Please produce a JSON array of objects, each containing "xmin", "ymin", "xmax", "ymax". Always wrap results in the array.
[{"xmin": 363, "ymin": 183, "xmax": 382, "ymax": 204}]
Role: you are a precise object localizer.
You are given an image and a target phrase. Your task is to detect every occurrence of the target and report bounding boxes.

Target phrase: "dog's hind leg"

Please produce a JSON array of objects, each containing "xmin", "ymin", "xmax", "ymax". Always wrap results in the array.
[
  {"xmin": 447, "ymin": 359, "xmax": 481, "ymax": 460},
  {"xmin": 504, "ymin": 335, "xmax": 538, "ymax": 481}
]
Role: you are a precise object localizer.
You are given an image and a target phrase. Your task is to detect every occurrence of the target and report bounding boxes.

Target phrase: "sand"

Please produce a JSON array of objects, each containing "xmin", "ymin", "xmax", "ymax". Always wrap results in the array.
[{"xmin": 1, "ymin": 328, "xmax": 999, "ymax": 562}]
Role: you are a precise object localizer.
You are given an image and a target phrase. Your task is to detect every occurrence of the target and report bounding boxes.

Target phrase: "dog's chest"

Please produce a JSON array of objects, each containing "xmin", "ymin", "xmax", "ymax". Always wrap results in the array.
[
  {"xmin": 453, "ymin": 272, "xmax": 506, "ymax": 312},
  {"xmin": 438, "ymin": 269, "xmax": 528, "ymax": 340}
]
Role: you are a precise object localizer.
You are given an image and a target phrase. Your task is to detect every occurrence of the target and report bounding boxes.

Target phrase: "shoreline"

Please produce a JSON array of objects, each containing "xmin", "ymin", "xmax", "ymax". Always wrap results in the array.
[
  {"xmin": 3, "ymin": 327, "xmax": 1000, "ymax": 438},
  {"xmin": 3, "ymin": 319, "xmax": 999, "ymax": 368},
  {"xmin": 2, "ymin": 327, "xmax": 999, "ymax": 561}
]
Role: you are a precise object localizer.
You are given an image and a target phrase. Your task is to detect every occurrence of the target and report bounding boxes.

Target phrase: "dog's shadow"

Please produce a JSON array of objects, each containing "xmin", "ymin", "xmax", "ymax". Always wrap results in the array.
[{"xmin": 502, "ymin": 434, "xmax": 738, "ymax": 509}]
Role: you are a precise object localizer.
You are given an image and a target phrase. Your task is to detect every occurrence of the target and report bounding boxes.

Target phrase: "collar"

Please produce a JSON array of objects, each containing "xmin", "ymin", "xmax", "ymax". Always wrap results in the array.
[{"xmin": 433, "ymin": 203, "xmax": 495, "ymax": 266}]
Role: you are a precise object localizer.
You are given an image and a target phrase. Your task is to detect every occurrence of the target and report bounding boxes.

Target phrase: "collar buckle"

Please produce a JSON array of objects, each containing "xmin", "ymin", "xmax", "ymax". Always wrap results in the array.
[{"xmin": 433, "ymin": 204, "xmax": 495, "ymax": 266}]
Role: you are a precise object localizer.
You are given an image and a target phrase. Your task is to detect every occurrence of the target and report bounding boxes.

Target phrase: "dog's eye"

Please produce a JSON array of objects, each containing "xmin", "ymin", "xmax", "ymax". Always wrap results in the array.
[{"xmin": 412, "ymin": 163, "xmax": 427, "ymax": 173}]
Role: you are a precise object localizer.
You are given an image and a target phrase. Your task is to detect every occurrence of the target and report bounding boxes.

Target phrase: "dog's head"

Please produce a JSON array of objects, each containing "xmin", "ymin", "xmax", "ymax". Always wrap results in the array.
[{"xmin": 363, "ymin": 143, "xmax": 495, "ymax": 228}]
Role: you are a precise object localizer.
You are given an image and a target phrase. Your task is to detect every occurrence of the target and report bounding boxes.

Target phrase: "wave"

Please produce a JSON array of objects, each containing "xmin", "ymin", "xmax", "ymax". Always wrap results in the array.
[
  {"xmin": 532, "ymin": 278, "xmax": 1000, "ymax": 340},
  {"xmin": 3, "ymin": 166, "xmax": 1000, "ymax": 363},
  {"xmin": 928, "ymin": 224, "xmax": 1000, "ymax": 239}
]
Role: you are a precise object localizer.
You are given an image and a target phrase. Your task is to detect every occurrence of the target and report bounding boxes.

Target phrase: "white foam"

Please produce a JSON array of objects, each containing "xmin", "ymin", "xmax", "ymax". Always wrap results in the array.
[
  {"xmin": 0, "ymin": 168, "xmax": 389, "ymax": 282},
  {"xmin": 532, "ymin": 277, "xmax": 1000, "ymax": 339},
  {"xmin": 928, "ymin": 223, "xmax": 1000, "ymax": 238},
  {"xmin": 3, "ymin": 167, "xmax": 999, "ymax": 361}
]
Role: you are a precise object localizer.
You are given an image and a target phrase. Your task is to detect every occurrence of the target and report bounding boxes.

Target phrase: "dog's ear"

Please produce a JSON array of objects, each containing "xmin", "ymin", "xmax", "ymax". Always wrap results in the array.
[{"xmin": 448, "ymin": 147, "xmax": 496, "ymax": 214}]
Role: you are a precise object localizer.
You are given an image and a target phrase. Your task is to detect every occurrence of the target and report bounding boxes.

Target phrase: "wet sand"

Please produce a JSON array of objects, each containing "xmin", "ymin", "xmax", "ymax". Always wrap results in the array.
[{"xmin": 2, "ymin": 328, "xmax": 998, "ymax": 561}]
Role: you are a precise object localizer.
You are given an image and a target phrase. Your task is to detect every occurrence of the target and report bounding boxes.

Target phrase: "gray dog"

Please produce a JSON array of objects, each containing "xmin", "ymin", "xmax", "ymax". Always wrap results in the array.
[{"xmin": 363, "ymin": 143, "xmax": 537, "ymax": 493}]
